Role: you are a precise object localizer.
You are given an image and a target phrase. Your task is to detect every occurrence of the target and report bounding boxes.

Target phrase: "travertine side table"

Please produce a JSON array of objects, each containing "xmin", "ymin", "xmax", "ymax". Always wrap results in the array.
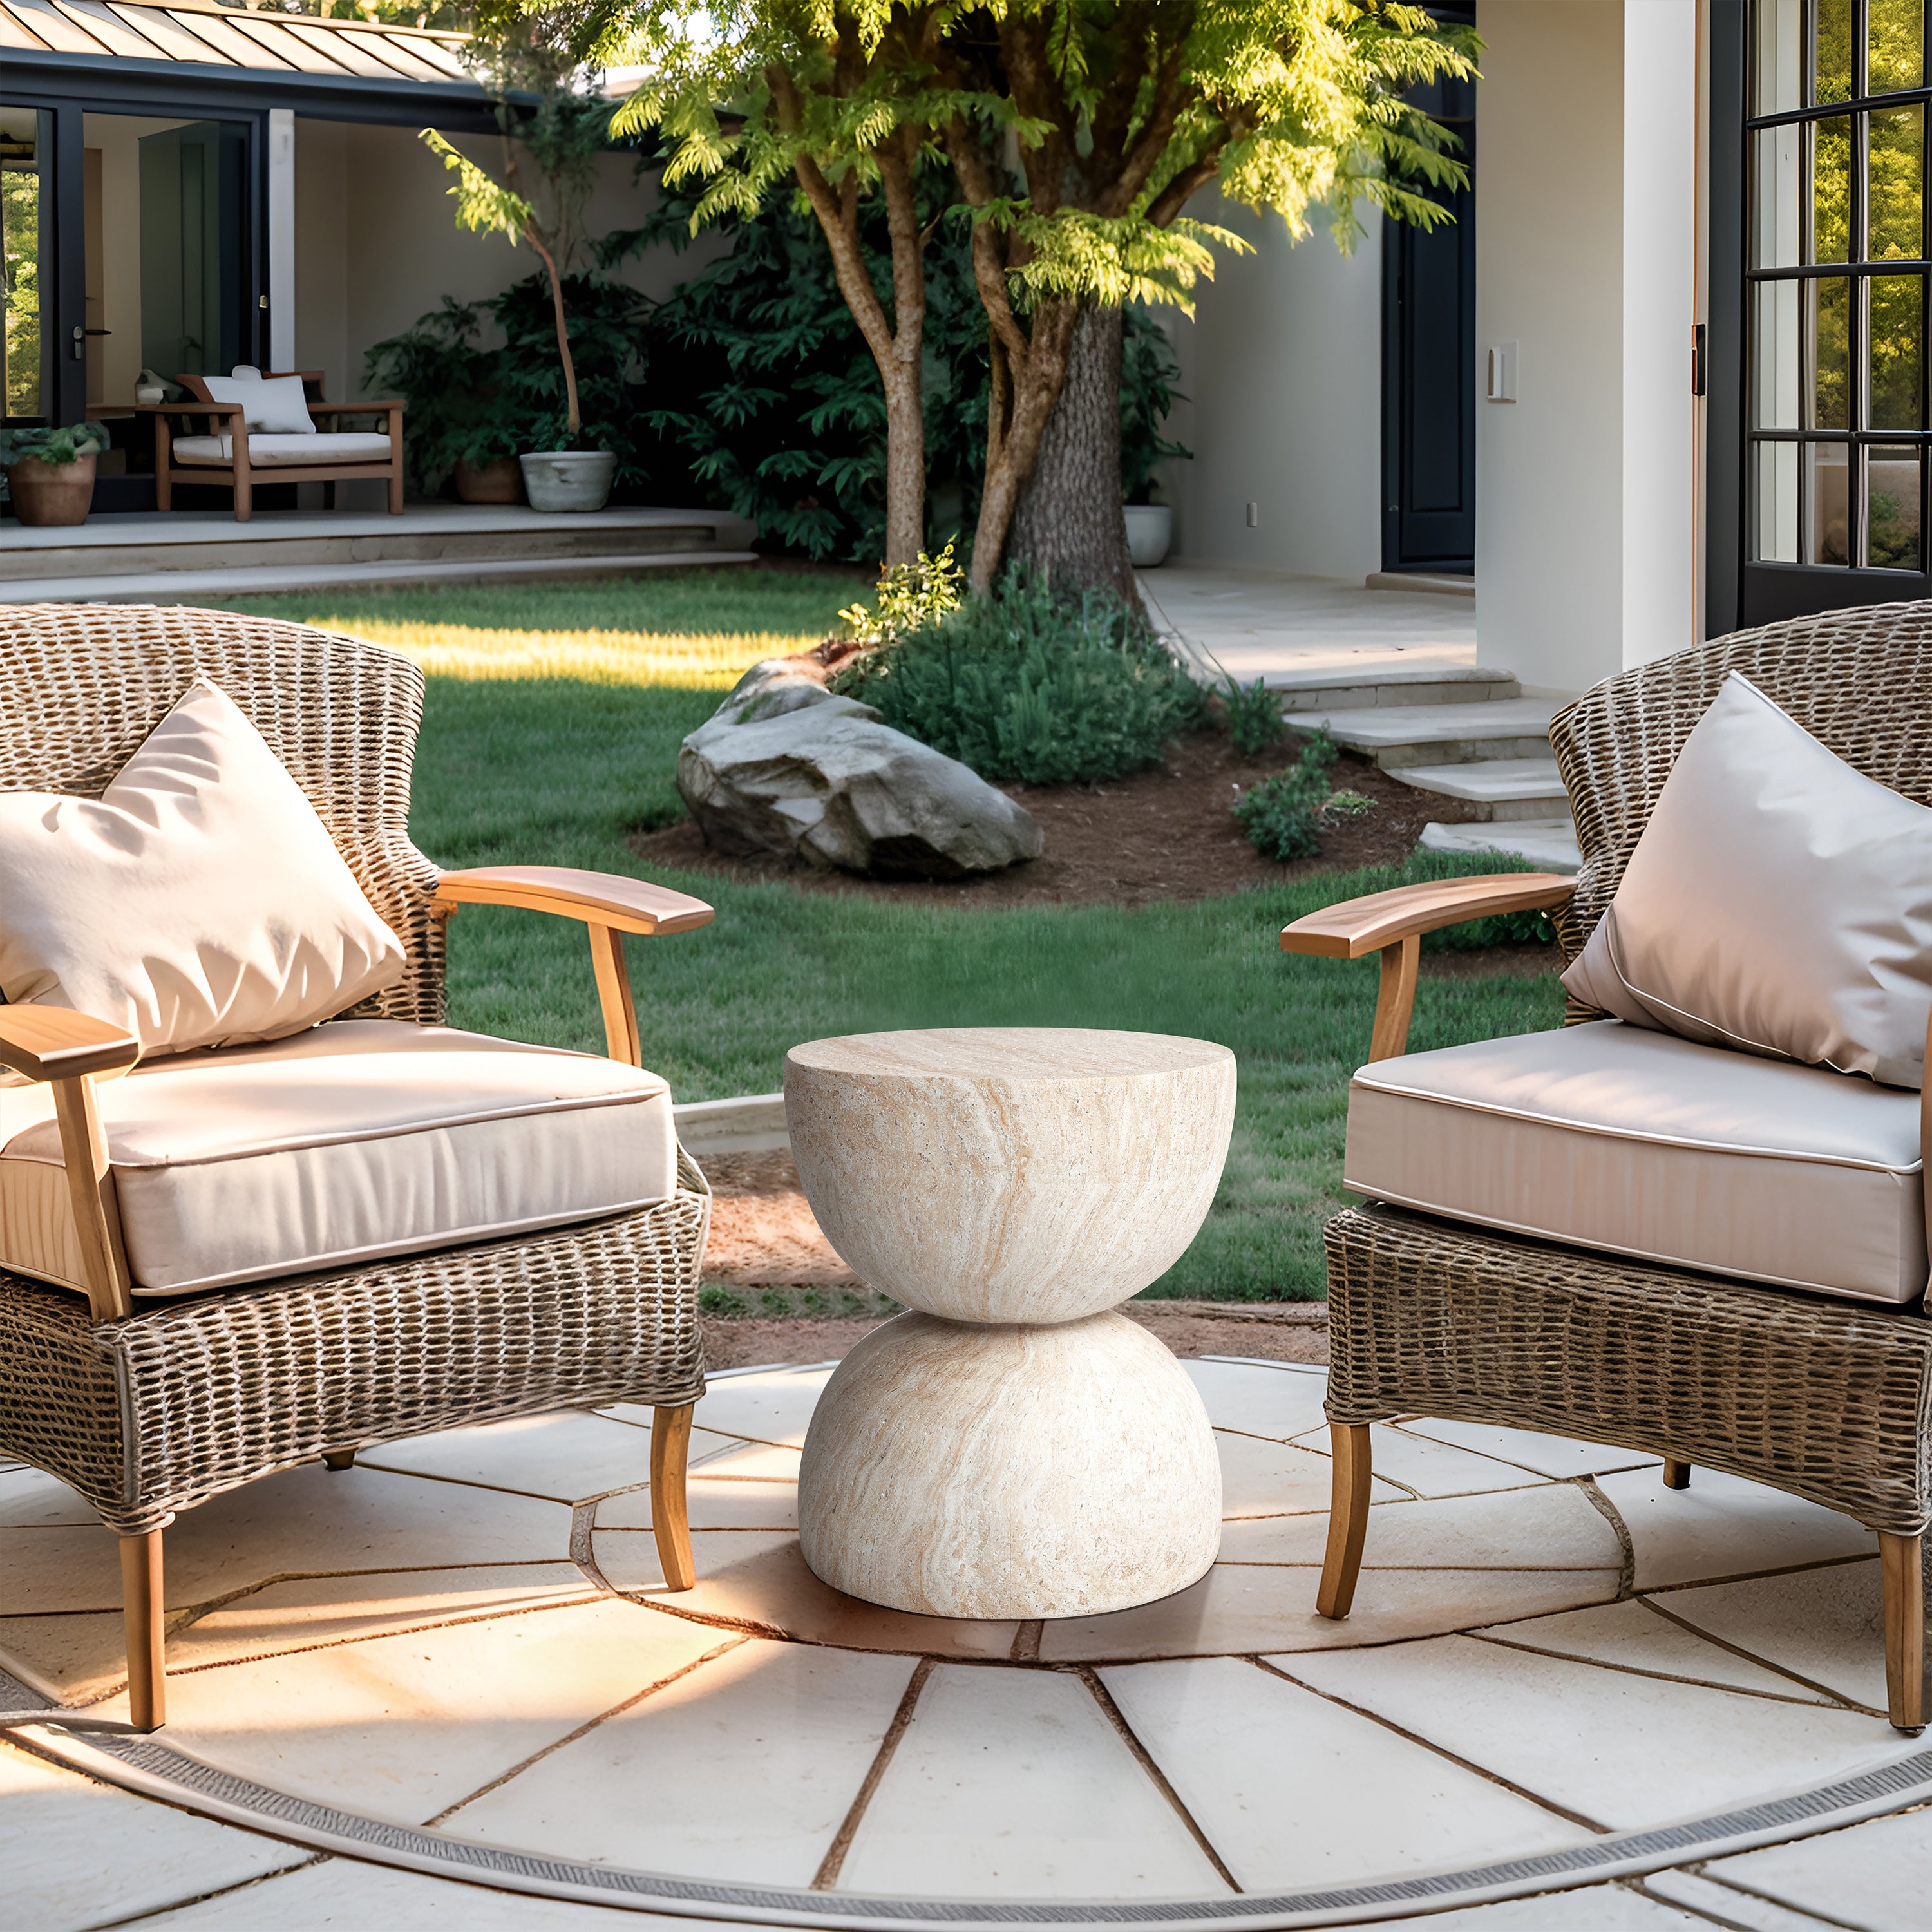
[{"xmin": 786, "ymin": 1027, "xmax": 1236, "ymax": 1620}]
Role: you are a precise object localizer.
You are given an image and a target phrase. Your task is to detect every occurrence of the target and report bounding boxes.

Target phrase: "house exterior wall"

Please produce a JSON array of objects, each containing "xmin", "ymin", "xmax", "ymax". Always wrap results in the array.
[
  {"xmin": 1161, "ymin": 197, "xmax": 1384, "ymax": 580},
  {"xmin": 1477, "ymin": 0, "xmax": 1701, "ymax": 698},
  {"xmin": 296, "ymin": 120, "xmax": 721, "ymax": 408}
]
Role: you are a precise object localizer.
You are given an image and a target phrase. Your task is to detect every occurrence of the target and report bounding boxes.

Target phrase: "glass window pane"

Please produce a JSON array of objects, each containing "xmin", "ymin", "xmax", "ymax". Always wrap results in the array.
[
  {"xmin": 1756, "ymin": 441, "xmax": 1801, "ymax": 561},
  {"xmin": 1806, "ymin": 442, "xmax": 1852, "ymax": 563},
  {"xmin": 1814, "ymin": 0, "xmax": 1854, "ymax": 103},
  {"xmin": 1870, "ymin": 0, "xmax": 1925, "ymax": 95},
  {"xmin": 1757, "ymin": 0, "xmax": 1804, "ymax": 113},
  {"xmin": 1, "ymin": 149, "xmax": 42, "ymax": 422},
  {"xmin": 1755, "ymin": 124, "xmax": 1803, "ymax": 269},
  {"xmin": 1868, "ymin": 106, "xmax": 1924, "ymax": 260},
  {"xmin": 1809, "ymin": 276, "xmax": 1853, "ymax": 426},
  {"xmin": 1808, "ymin": 117, "xmax": 1853, "ymax": 264},
  {"xmin": 1870, "ymin": 273, "xmax": 1926, "ymax": 427},
  {"xmin": 1867, "ymin": 445, "xmax": 1923, "ymax": 567},
  {"xmin": 1754, "ymin": 280, "xmax": 1804, "ymax": 426}
]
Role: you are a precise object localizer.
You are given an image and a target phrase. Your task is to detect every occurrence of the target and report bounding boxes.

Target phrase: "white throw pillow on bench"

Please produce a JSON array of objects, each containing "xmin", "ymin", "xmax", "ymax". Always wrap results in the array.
[
  {"xmin": 202, "ymin": 367, "xmax": 316, "ymax": 435},
  {"xmin": 1561, "ymin": 670, "xmax": 1932, "ymax": 1089}
]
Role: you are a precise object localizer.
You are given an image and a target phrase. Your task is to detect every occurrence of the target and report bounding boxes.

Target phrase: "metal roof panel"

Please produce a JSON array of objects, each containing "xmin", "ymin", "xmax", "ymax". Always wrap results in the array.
[
  {"xmin": 54, "ymin": 0, "xmax": 173, "ymax": 55},
  {"xmin": 227, "ymin": 12, "xmax": 349, "ymax": 73},
  {"xmin": 6, "ymin": 0, "xmax": 112, "ymax": 53},
  {"xmin": 334, "ymin": 25, "xmax": 450, "ymax": 80},
  {"xmin": 0, "ymin": 3, "xmax": 53, "ymax": 48},
  {"xmin": 160, "ymin": 6, "xmax": 292, "ymax": 64}
]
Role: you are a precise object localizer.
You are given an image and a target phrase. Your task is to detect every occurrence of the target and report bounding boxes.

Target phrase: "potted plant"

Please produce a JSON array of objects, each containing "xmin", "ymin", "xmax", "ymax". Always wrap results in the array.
[
  {"xmin": 1, "ymin": 423, "xmax": 109, "ymax": 527},
  {"xmin": 1120, "ymin": 310, "xmax": 1190, "ymax": 567},
  {"xmin": 424, "ymin": 73, "xmax": 617, "ymax": 513}
]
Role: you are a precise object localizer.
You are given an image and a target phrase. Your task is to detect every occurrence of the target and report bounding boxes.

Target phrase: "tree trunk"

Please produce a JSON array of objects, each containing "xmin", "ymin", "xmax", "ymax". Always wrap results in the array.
[
  {"xmin": 1006, "ymin": 302, "xmax": 1135, "ymax": 598},
  {"xmin": 967, "ymin": 299, "xmax": 1077, "ymax": 592}
]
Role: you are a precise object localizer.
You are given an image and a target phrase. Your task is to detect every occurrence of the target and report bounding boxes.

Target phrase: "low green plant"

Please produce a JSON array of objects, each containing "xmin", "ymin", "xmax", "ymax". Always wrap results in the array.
[
  {"xmin": 839, "ymin": 543, "xmax": 965, "ymax": 645},
  {"xmin": 0, "ymin": 422, "xmax": 108, "ymax": 466},
  {"xmin": 834, "ymin": 568, "xmax": 1204, "ymax": 786},
  {"xmin": 1220, "ymin": 674, "xmax": 1285, "ymax": 758},
  {"xmin": 1232, "ymin": 733, "xmax": 1341, "ymax": 862}
]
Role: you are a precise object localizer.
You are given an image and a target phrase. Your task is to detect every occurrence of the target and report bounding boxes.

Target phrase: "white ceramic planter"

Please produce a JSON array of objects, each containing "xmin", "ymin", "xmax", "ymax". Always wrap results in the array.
[
  {"xmin": 1124, "ymin": 503, "xmax": 1173, "ymax": 567},
  {"xmin": 519, "ymin": 450, "xmax": 616, "ymax": 513}
]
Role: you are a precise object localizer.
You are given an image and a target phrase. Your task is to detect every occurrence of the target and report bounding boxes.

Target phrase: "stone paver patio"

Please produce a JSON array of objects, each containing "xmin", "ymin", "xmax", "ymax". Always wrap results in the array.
[{"xmin": 4, "ymin": 1356, "xmax": 1929, "ymax": 1930}]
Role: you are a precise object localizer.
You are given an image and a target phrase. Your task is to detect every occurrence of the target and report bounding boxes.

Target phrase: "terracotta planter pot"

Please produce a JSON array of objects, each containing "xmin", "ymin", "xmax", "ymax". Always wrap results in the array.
[
  {"xmin": 8, "ymin": 453, "xmax": 95, "ymax": 527},
  {"xmin": 453, "ymin": 457, "xmax": 523, "ymax": 504}
]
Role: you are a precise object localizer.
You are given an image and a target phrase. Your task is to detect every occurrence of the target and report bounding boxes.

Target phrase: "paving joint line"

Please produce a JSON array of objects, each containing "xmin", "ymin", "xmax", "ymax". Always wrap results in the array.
[
  {"xmin": 811, "ymin": 1656, "xmax": 934, "ymax": 1889},
  {"xmin": 1464, "ymin": 1630, "xmax": 1855, "ymax": 1711},
  {"xmin": 1636, "ymin": 1597, "xmax": 1880, "ymax": 1716}
]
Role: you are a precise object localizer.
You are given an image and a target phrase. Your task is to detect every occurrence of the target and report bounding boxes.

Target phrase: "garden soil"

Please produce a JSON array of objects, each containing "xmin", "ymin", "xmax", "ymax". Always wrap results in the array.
[{"xmin": 634, "ymin": 728, "xmax": 1496, "ymax": 909}]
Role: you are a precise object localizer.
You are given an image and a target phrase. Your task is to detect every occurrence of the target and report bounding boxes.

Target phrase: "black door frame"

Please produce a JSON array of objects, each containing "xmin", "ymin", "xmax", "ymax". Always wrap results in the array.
[
  {"xmin": 1712, "ymin": 0, "xmax": 1932, "ymax": 631},
  {"xmin": 1381, "ymin": 2, "xmax": 1477, "ymax": 576}
]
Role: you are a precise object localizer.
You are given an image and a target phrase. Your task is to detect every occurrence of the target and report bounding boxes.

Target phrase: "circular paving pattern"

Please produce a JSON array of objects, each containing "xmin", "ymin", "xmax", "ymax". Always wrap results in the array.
[{"xmin": 3, "ymin": 1356, "xmax": 1930, "ymax": 1927}]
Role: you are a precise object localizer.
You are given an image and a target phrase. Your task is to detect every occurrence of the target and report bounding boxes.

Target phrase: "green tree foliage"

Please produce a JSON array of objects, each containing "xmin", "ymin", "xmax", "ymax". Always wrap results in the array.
[{"xmin": 603, "ymin": 165, "xmax": 1187, "ymax": 560}]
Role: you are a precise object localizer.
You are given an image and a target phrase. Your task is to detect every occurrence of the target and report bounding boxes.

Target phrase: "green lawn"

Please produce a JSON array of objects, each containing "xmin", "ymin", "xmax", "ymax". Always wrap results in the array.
[{"xmin": 213, "ymin": 572, "xmax": 1564, "ymax": 1301}]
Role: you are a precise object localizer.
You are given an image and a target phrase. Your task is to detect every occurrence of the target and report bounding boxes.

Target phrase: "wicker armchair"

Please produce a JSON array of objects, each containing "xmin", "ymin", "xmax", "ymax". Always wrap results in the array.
[
  {"xmin": 1283, "ymin": 602, "xmax": 1932, "ymax": 1733},
  {"xmin": 0, "ymin": 605, "xmax": 714, "ymax": 1734}
]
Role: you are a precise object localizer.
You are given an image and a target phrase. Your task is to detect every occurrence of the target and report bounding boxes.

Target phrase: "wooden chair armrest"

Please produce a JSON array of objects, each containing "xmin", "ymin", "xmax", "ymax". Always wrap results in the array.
[
  {"xmin": 0, "ymin": 1007, "xmax": 140, "ymax": 1083},
  {"xmin": 0, "ymin": 1010, "xmax": 137, "ymax": 1320},
  {"xmin": 1281, "ymin": 873, "xmax": 1576, "ymax": 1063},
  {"xmin": 431, "ymin": 867, "xmax": 715, "ymax": 1068},
  {"xmin": 308, "ymin": 401, "xmax": 407, "ymax": 417}
]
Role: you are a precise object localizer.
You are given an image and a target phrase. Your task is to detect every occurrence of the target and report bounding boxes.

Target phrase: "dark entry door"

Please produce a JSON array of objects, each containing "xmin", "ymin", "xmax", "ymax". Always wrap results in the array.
[
  {"xmin": 138, "ymin": 121, "xmax": 247, "ymax": 381},
  {"xmin": 1381, "ymin": 10, "xmax": 1477, "ymax": 576}
]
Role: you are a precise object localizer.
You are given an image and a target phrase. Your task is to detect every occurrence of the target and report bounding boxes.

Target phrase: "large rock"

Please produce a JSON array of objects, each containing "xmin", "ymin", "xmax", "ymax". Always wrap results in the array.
[{"xmin": 677, "ymin": 661, "xmax": 1043, "ymax": 878}]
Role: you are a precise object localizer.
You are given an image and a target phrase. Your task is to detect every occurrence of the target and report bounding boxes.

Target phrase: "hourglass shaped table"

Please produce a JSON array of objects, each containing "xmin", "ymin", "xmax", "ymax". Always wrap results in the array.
[{"xmin": 785, "ymin": 1027, "xmax": 1237, "ymax": 1620}]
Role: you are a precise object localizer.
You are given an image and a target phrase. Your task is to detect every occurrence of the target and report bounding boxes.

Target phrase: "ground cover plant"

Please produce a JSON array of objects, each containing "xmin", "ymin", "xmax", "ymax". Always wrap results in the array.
[
  {"xmin": 213, "ymin": 571, "xmax": 1563, "ymax": 1298},
  {"xmin": 835, "ymin": 562, "xmax": 1204, "ymax": 785}
]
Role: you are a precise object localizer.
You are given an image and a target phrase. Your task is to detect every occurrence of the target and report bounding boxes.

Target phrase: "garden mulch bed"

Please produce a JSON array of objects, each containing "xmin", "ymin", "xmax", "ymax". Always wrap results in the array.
[
  {"xmin": 697, "ymin": 1151, "xmax": 1329, "ymax": 1371},
  {"xmin": 635, "ymin": 728, "xmax": 1496, "ymax": 911}
]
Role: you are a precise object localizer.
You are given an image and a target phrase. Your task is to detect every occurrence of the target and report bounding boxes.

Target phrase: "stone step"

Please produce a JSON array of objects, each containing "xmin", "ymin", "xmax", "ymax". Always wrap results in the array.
[
  {"xmin": 1364, "ymin": 571, "xmax": 1475, "ymax": 598},
  {"xmin": 1284, "ymin": 697, "xmax": 1559, "ymax": 769},
  {"xmin": 1262, "ymin": 663, "xmax": 1521, "ymax": 713},
  {"xmin": 0, "ymin": 549, "xmax": 761, "ymax": 605},
  {"xmin": 1392, "ymin": 758, "xmax": 1570, "ymax": 821},
  {"xmin": 0, "ymin": 505, "xmax": 756, "ymax": 582},
  {"xmin": 1420, "ymin": 818, "xmax": 1582, "ymax": 875}
]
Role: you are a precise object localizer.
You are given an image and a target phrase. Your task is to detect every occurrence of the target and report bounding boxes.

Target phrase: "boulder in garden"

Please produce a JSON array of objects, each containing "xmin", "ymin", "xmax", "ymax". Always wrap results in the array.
[{"xmin": 677, "ymin": 661, "xmax": 1043, "ymax": 879}]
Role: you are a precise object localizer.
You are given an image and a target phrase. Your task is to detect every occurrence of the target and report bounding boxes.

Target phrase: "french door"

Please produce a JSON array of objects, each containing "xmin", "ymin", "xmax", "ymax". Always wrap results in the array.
[{"xmin": 1738, "ymin": 0, "xmax": 1932, "ymax": 624}]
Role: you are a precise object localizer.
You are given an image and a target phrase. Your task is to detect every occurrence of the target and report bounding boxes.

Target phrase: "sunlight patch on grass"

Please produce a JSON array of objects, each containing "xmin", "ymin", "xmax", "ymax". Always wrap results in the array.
[{"xmin": 321, "ymin": 621, "xmax": 808, "ymax": 690}]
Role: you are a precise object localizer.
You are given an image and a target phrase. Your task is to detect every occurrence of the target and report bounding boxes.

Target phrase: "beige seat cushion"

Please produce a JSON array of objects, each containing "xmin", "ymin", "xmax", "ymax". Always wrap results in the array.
[
  {"xmin": 0, "ymin": 1021, "xmax": 678, "ymax": 1296},
  {"xmin": 1346, "ymin": 1021, "xmax": 1924, "ymax": 1305},
  {"xmin": 0, "ymin": 679, "xmax": 404, "ymax": 1057},
  {"xmin": 172, "ymin": 433, "xmax": 392, "ymax": 466}
]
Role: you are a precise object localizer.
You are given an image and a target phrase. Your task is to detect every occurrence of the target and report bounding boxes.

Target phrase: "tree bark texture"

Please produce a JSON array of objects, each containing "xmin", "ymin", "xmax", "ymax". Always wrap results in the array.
[{"xmin": 1007, "ymin": 302, "xmax": 1136, "ymax": 599}]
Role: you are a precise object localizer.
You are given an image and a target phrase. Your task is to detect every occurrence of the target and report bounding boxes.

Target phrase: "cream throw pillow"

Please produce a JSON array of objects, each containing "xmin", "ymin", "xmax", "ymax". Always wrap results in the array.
[
  {"xmin": 1561, "ymin": 671, "xmax": 1932, "ymax": 1089},
  {"xmin": 0, "ymin": 679, "xmax": 405, "ymax": 1057},
  {"xmin": 203, "ymin": 370, "xmax": 316, "ymax": 436}
]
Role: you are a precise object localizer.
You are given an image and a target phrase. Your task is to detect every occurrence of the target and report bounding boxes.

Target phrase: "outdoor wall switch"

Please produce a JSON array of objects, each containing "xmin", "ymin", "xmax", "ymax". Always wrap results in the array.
[
  {"xmin": 1486, "ymin": 341, "xmax": 1519, "ymax": 402},
  {"xmin": 1245, "ymin": 501, "xmax": 1259, "ymax": 527}
]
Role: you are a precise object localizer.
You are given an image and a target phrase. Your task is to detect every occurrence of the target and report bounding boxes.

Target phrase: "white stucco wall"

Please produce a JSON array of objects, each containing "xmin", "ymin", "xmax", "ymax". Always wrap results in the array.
[
  {"xmin": 1162, "ymin": 198, "xmax": 1383, "ymax": 580},
  {"xmin": 294, "ymin": 118, "xmax": 723, "ymax": 406},
  {"xmin": 1476, "ymin": 0, "xmax": 1701, "ymax": 698}
]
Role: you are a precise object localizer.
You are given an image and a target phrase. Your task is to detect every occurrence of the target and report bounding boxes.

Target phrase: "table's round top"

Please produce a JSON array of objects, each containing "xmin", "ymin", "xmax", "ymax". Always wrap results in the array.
[{"xmin": 786, "ymin": 1027, "xmax": 1231, "ymax": 1085}]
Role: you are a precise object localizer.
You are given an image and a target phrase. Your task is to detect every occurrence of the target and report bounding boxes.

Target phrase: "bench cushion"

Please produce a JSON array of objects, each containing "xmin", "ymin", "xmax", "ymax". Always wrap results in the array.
[
  {"xmin": 0, "ymin": 1021, "xmax": 677, "ymax": 1296},
  {"xmin": 1346, "ymin": 1021, "xmax": 1925, "ymax": 1305},
  {"xmin": 172, "ymin": 433, "xmax": 392, "ymax": 467}
]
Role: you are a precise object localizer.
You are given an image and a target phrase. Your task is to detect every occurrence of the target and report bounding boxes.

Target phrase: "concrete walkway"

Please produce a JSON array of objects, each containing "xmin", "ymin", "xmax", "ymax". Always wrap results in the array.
[{"xmin": 1138, "ymin": 562, "xmax": 1480, "ymax": 688}]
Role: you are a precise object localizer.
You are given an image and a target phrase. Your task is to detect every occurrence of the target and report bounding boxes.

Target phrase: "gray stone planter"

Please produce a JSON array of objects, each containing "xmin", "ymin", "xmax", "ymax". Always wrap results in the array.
[
  {"xmin": 1124, "ymin": 504, "xmax": 1173, "ymax": 567},
  {"xmin": 519, "ymin": 450, "xmax": 616, "ymax": 513}
]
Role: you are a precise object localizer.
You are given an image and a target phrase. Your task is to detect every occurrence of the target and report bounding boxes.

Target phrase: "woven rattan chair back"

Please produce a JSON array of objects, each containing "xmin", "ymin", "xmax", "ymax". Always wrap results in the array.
[
  {"xmin": 1548, "ymin": 598, "xmax": 1932, "ymax": 966},
  {"xmin": 0, "ymin": 603, "xmax": 444, "ymax": 1023}
]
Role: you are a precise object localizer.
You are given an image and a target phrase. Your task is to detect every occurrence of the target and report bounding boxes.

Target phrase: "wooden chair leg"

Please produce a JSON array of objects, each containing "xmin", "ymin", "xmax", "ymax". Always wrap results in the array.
[
  {"xmin": 651, "ymin": 1402, "xmax": 697, "ymax": 1592},
  {"xmin": 1880, "ymin": 1531, "xmax": 1924, "ymax": 1732},
  {"xmin": 321, "ymin": 1448, "xmax": 356, "ymax": 1472},
  {"xmin": 1663, "ymin": 1459, "xmax": 1692, "ymax": 1489},
  {"xmin": 120, "ymin": 1529, "xmax": 165, "ymax": 1732},
  {"xmin": 1316, "ymin": 1423, "xmax": 1374, "ymax": 1620}
]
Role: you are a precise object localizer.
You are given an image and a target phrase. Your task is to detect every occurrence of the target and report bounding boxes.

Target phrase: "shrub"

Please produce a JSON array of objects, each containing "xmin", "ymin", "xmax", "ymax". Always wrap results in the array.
[
  {"xmin": 1220, "ymin": 674, "xmax": 1285, "ymax": 757},
  {"xmin": 1232, "ymin": 733, "xmax": 1341, "ymax": 861},
  {"xmin": 834, "ymin": 567, "xmax": 1205, "ymax": 785}
]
